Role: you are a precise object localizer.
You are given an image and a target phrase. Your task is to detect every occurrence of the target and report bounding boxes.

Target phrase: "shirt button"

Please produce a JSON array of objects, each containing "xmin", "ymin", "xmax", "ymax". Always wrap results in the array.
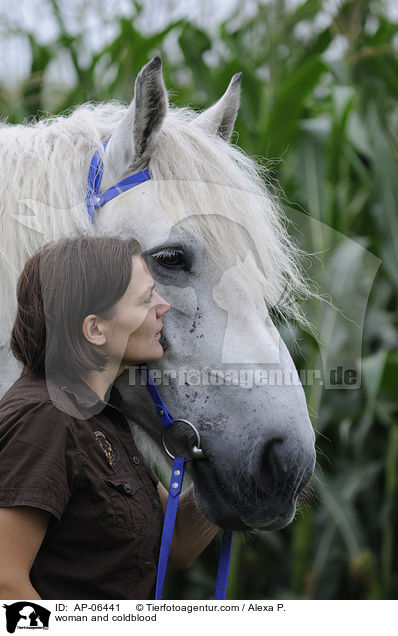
[
  {"xmin": 123, "ymin": 482, "xmax": 132, "ymax": 494},
  {"xmin": 130, "ymin": 456, "xmax": 140, "ymax": 465},
  {"xmin": 152, "ymin": 497, "xmax": 159, "ymax": 509}
]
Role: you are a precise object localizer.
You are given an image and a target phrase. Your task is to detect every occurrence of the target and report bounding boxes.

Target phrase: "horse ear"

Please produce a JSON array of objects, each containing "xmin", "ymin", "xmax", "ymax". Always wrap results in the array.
[
  {"xmin": 101, "ymin": 56, "xmax": 168, "ymax": 189},
  {"xmin": 194, "ymin": 73, "xmax": 242, "ymax": 141}
]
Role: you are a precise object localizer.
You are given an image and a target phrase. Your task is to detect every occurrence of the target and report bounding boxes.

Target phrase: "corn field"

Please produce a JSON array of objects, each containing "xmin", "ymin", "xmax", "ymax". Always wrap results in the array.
[{"xmin": 0, "ymin": 0, "xmax": 397, "ymax": 600}]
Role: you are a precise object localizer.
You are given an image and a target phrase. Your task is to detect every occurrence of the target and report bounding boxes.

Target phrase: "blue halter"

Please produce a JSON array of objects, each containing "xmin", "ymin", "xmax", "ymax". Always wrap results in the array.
[
  {"xmin": 86, "ymin": 139, "xmax": 151, "ymax": 224},
  {"xmin": 86, "ymin": 144, "xmax": 233, "ymax": 600}
]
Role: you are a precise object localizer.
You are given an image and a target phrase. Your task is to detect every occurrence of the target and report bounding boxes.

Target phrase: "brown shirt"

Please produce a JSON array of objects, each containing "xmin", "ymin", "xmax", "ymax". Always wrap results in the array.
[{"xmin": 0, "ymin": 369, "xmax": 164, "ymax": 599}]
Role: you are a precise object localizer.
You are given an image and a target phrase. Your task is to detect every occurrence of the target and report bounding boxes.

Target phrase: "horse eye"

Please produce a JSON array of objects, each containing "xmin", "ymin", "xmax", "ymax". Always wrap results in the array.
[{"xmin": 152, "ymin": 248, "xmax": 185, "ymax": 268}]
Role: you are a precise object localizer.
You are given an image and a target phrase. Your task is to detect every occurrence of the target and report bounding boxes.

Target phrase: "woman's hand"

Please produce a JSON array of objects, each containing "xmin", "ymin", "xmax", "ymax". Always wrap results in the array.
[{"xmin": 157, "ymin": 482, "xmax": 219, "ymax": 569}]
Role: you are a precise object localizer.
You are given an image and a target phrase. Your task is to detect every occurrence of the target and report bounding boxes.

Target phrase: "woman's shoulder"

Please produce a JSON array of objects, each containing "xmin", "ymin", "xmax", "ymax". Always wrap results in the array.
[
  {"xmin": 0, "ymin": 370, "xmax": 73, "ymax": 429},
  {"xmin": 0, "ymin": 373, "xmax": 82, "ymax": 470},
  {"xmin": 0, "ymin": 370, "xmax": 51, "ymax": 409}
]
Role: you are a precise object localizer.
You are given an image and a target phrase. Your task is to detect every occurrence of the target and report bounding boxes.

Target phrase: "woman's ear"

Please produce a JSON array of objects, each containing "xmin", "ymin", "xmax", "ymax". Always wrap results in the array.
[{"xmin": 81, "ymin": 315, "xmax": 107, "ymax": 346}]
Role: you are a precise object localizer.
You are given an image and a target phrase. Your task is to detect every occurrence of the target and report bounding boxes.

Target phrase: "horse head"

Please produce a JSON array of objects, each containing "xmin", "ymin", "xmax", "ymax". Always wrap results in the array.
[{"xmin": 93, "ymin": 57, "xmax": 316, "ymax": 531}]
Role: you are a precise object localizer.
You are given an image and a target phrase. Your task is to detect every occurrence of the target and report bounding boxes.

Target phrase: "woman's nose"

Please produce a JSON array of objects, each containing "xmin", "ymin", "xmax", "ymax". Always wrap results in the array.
[{"xmin": 155, "ymin": 293, "xmax": 170, "ymax": 316}]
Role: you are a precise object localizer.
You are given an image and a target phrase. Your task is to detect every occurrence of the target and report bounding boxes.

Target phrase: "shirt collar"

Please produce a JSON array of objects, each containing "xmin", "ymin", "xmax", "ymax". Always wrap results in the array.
[{"xmin": 45, "ymin": 371, "xmax": 124, "ymax": 420}]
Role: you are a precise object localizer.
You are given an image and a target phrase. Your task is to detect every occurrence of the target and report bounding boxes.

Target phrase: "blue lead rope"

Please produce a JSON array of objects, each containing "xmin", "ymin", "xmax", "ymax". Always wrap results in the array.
[
  {"xmin": 139, "ymin": 365, "xmax": 233, "ymax": 600},
  {"xmin": 155, "ymin": 455, "xmax": 186, "ymax": 599},
  {"xmin": 214, "ymin": 530, "xmax": 233, "ymax": 599}
]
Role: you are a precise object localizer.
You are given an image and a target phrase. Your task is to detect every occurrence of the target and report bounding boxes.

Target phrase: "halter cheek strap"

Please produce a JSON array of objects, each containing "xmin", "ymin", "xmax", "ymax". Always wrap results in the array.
[{"xmin": 86, "ymin": 139, "xmax": 151, "ymax": 224}]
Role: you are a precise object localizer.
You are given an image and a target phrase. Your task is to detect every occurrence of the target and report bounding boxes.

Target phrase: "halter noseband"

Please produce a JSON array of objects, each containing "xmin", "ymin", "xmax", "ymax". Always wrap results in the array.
[{"xmin": 86, "ymin": 144, "xmax": 233, "ymax": 600}]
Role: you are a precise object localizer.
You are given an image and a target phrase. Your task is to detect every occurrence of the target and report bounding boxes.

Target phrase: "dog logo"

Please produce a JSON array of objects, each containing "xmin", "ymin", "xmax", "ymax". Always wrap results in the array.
[{"xmin": 2, "ymin": 602, "xmax": 50, "ymax": 633}]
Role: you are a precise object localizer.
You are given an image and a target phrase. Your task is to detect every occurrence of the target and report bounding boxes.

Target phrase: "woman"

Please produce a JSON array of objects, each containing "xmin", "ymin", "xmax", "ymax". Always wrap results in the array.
[{"xmin": 0, "ymin": 236, "xmax": 218, "ymax": 600}]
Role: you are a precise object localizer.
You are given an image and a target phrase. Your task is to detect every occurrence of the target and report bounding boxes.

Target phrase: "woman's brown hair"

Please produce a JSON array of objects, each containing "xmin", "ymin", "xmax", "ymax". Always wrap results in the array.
[{"xmin": 10, "ymin": 235, "xmax": 141, "ymax": 380}]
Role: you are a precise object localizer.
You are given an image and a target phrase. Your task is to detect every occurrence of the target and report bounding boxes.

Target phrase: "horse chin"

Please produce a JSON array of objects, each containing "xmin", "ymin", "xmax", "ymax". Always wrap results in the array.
[
  {"xmin": 194, "ymin": 484, "xmax": 298, "ymax": 532},
  {"xmin": 241, "ymin": 504, "xmax": 297, "ymax": 531},
  {"xmin": 194, "ymin": 490, "xmax": 249, "ymax": 531}
]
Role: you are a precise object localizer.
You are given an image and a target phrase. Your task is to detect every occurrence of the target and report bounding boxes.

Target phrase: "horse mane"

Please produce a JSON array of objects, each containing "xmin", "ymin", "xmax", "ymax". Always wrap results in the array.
[
  {"xmin": 0, "ymin": 99, "xmax": 313, "ymax": 345},
  {"xmin": 0, "ymin": 103, "xmax": 126, "ymax": 342}
]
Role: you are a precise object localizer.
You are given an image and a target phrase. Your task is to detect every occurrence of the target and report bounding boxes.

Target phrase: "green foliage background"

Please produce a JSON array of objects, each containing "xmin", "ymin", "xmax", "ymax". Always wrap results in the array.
[{"xmin": 1, "ymin": 0, "xmax": 397, "ymax": 599}]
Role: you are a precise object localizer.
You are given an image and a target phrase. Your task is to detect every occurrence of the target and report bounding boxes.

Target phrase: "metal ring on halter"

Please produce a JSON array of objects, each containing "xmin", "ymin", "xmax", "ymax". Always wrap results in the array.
[{"xmin": 162, "ymin": 418, "xmax": 204, "ymax": 460}]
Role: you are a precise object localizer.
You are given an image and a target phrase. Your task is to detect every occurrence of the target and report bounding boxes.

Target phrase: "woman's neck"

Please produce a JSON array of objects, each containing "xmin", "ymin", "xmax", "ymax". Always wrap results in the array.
[{"xmin": 82, "ymin": 362, "xmax": 125, "ymax": 401}]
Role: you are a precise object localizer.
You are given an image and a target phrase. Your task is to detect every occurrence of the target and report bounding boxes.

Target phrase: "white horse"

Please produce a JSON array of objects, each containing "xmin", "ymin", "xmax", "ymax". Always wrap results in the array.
[{"xmin": 0, "ymin": 57, "xmax": 315, "ymax": 530}]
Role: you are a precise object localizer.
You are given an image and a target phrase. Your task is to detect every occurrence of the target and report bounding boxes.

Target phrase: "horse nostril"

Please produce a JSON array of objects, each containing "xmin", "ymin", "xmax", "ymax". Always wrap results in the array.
[{"xmin": 258, "ymin": 438, "xmax": 286, "ymax": 495}]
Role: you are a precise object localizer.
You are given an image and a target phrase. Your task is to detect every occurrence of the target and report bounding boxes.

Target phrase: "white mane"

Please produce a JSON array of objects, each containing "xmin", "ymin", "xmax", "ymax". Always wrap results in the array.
[
  {"xmin": 0, "ymin": 100, "xmax": 313, "ymax": 345},
  {"xmin": 0, "ymin": 103, "xmax": 126, "ymax": 343}
]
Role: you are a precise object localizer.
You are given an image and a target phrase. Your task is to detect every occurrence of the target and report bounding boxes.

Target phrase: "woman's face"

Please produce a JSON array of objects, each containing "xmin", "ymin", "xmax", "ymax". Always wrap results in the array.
[{"xmin": 95, "ymin": 255, "xmax": 170, "ymax": 368}]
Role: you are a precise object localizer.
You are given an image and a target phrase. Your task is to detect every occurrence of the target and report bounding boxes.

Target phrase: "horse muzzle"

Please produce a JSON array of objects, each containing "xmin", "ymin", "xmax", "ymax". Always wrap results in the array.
[{"xmin": 188, "ymin": 427, "xmax": 316, "ymax": 531}]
